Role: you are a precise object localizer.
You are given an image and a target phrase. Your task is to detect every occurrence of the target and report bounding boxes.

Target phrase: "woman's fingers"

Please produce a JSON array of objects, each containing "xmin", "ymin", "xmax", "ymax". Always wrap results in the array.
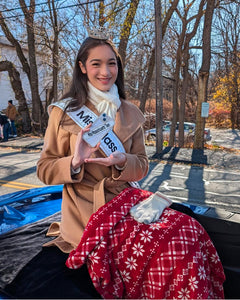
[
  {"xmin": 80, "ymin": 123, "xmax": 92, "ymax": 138},
  {"xmin": 84, "ymin": 151, "xmax": 124, "ymax": 166}
]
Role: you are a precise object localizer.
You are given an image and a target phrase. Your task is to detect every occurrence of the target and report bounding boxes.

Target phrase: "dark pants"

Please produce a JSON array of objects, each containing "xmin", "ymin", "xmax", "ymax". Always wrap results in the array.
[
  {"xmin": 9, "ymin": 120, "xmax": 17, "ymax": 136},
  {"xmin": 4, "ymin": 247, "xmax": 102, "ymax": 299},
  {"xmin": 2, "ymin": 123, "xmax": 10, "ymax": 141}
]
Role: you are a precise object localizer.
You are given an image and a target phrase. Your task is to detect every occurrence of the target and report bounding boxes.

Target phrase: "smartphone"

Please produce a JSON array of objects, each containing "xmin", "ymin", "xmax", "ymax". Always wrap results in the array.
[{"xmin": 82, "ymin": 113, "xmax": 115, "ymax": 147}]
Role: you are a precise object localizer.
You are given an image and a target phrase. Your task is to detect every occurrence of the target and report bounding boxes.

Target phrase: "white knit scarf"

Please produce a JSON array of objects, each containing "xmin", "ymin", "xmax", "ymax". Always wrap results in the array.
[{"xmin": 87, "ymin": 81, "xmax": 121, "ymax": 119}]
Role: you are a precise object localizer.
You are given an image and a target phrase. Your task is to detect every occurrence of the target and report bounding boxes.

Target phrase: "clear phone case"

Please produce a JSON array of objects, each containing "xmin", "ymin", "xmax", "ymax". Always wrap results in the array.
[{"xmin": 82, "ymin": 113, "xmax": 114, "ymax": 147}]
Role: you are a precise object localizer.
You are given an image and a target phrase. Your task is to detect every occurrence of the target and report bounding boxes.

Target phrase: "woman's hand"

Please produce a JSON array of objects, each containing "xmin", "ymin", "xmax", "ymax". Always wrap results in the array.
[
  {"xmin": 84, "ymin": 150, "xmax": 127, "ymax": 168},
  {"xmin": 71, "ymin": 123, "xmax": 100, "ymax": 169}
]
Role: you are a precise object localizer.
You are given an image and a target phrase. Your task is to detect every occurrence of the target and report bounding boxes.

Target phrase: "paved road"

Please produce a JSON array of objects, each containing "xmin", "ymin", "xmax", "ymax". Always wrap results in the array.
[
  {"xmin": 208, "ymin": 128, "xmax": 240, "ymax": 150},
  {"xmin": 1, "ymin": 142, "xmax": 240, "ymax": 213},
  {"xmin": 139, "ymin": 161, "xmax": 240, "ymax": 213},
  {"xmin": 0, "ymin": 149, "xmax": 43, "ymax": 195}
]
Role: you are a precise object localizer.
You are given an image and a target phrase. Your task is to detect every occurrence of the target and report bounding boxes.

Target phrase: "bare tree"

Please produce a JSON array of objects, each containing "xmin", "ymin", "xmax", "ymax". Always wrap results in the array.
[
  {"xmin": 47, "ymin": 0, "xmax": 59, "ymax": 103},
  {"xmin": 178, "ymin": 0, "xmax": 205, "ymax": 147},
  {"xmin": 164, "ymin": 0, "xmax": 206, "ymax": 147},
  {"xmin": 0, "ymin": 0, "xmax": 84, "ymax": 132},
  {"xmin": 44, "ymin": 1, "xmax": 81, "ymax": 103},
  {"xmin": 0, "ymin": 1, "xmax": 44, "ymax": 132},
  {"xmin": 139, "ymin": 0, "xmax": 179, "ymax": 113},
  {"xmin": 0, "ymin": 61, "xmax": 31, "ymax": 132},
  {"xmin": 118, "ymin": 0, "xmax": 140, "ymax": 67},
  {"xmin": 212, "ymin": 1, "xmax": 240, "ymax": 129},
  {"xmin": 194, "ymin": 0, "xmax": 216, "ymax": 149},
  {"xmin": 19, "ymin": 0, "xmax": 44, "ymax": 131}
]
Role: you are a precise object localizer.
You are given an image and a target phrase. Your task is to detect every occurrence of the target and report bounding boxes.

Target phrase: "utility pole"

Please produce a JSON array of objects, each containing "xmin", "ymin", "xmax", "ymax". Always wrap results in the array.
[{"xmin": 154, "ymin": 0, "xmax": 163, "ymax": 153}]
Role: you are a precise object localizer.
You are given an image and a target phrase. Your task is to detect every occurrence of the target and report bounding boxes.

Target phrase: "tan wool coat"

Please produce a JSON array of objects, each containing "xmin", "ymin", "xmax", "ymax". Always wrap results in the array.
[{"xmin": 37, "ymin": 99, "xmax": 149, "ymax": 253}]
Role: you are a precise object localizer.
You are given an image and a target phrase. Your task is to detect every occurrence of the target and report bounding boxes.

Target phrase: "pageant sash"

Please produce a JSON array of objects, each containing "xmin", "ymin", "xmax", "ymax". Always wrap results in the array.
[{"xmin": 49, "ymin": 99, "xmax": 139, "ymax": 188}]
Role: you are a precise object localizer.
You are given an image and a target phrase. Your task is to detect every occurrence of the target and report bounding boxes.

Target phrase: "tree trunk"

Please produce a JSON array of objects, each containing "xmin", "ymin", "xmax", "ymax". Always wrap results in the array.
[
  {"xmin": 99, "ymin": 0, "xmax": 105, "ymax": 26},
  {"xmin": 178, "ymin": 0, "xmax": 205, "ymax": 147},
  {"xmin": 178, "ymin": 52, "xmax": 190, "ymax": 147},
  {"xmin": 154, "ymin": 0, "xmax": 163, "ymax": 153},
  {"xmin": 194, "ymin": 0, "xmax": 215, "ymax": 149},
  {"xmin": 48, "ymin": 0, "xmax": 59, "ymax": 103},
  {"xmin": 0, "ymin": 61, "xmax": 31, "ymax": 133},
  {"xmin": 169, "ymin": 22, "xmax": 185, "ymax": 148},
  {"xmin": 0, "ymin": 2, "xmax": 43, "ymax": 133},
  {"xmin": 118, "ymin": 0, "xmax": 140, "ymax": 67},
  {"xmin": 139, "ymin": 0, "xmax": 179, "ymax": 114},
  {"xmin": 169, "ymin": 66, "xmax": 180, "ymax": 147},
  {"xmin": 0, "ymin": 12, "xmax": 31, "ymax": 80},
  {"xmin": 232, "ymin": 39, "xmax": 240, "ymax": 130},
  {"xmin": 52, "ymin": 32, "xmax": 59, "ymax": 102},
  {"xmin": 20, "ymin": 0, "xmax": 44, "ymax": 132},
  {"xmin": 139, "ymin": 48, "xmax": 155, "ymax": 113}
]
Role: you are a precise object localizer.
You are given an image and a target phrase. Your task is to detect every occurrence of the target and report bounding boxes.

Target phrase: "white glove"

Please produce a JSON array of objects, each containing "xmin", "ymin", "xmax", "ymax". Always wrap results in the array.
[{"xmin": 130, "ymin": 191, "xmax": 172, "ymax": 224}]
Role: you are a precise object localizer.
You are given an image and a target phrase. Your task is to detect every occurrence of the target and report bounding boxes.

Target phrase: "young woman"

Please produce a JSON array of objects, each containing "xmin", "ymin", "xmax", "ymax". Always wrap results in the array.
[
  {"xmin": 4, "ymin": 35, "xmax": 149, "ymax": 298},
  {"xmin": 37, "ymin": 36, "xmax": 149, "ymax": 253},
  {"xmin": 4, "ymin": 34, "xmax": 225, "ymax": 299}
]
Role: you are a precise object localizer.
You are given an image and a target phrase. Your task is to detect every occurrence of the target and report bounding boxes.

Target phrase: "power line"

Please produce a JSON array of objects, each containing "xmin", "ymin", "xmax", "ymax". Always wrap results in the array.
[
  {"xmin": 0, "ymin": 0, "xmax": 102, "ymax": 20},
  {"xmin": 0, "ymin": 0, "xmax": 63, "ymax": 13}
]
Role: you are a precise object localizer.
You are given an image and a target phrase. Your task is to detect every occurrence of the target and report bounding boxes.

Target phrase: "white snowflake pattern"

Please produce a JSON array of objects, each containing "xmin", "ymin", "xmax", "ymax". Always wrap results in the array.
[
  {"xmin": 189, "ymin": 276, "xmax": 199, "ymax": 291},
  {"xmin": 132, "ymin": 242, "xmax": 145, "ymax": 257},
  {"xmin": 139, "ymin": 230, "xmax": 153, "ymax": 243},
  {"xmin": 178, "ymin": 287, "xmax": 190, "ymax": 299},
  {"xmin": 99, "ymin": 240, "xmax": 107, "ymax": 248},
  {"xmin": 131, "ymin": 195, "xmax": 138, "ymax": 202},
  {"xmin": 100, "ymin": 266, "xmax": 107, "ymax": 274},
  {"xmin": 159, "ymin": 216, "xmax": 170, "ymax": 224},
  {"xmin": 198, "ymin": 266, "xmax": 206, "ymax": 280},
  {"xmin": 89, "ymin": 252, "xmax": 100, "ymax": 264},
  {"xmin": 163, "ymin": 209, "xmax": 176, "ymax": 217},
  {"xmin": 125, "ymin": 256, "xmax": 138, "ymax": 270},
  {"xmin": 149, "ymin": 222, "xmax": 161, "ymax": 230},
  {"xmin": 120, "ymin": 270, "xmax": 131, "ymax": 283},
  {"xmin": 211, "ymin": 253, "xmax": 219, "ymax": 264},
  {"xmin": 206, "ymin": 248, "xmax": 210, "ymax": 256}
]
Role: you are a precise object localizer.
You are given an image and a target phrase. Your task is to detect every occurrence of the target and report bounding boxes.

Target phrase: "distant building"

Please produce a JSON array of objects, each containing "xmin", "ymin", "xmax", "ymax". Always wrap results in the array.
[{"xmin": 0, "ymin": 35, "xmax": 50, "ymax": 112}]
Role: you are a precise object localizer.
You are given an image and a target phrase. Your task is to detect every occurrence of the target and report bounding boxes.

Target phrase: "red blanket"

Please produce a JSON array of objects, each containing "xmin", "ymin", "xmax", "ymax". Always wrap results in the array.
[{"xmin": 66, "ymin": 188, "xmax": 225, "ymax": 299}]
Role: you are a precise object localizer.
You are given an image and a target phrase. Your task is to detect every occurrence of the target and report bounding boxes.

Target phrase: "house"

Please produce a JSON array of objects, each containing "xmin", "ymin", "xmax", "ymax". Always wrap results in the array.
[{"xmin": 0, "ymin": 35, "xmax": 49, "ymax": 112}]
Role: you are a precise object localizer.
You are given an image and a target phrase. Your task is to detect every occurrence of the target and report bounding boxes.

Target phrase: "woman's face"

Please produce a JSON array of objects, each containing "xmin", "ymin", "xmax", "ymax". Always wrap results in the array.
[{"xmin": 79, "ymin": 44, "xmax": 118, "ymax": 92}]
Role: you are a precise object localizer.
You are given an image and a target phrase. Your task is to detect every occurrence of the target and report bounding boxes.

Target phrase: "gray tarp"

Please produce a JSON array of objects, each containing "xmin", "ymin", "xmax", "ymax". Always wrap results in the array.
[{"xmin": 0, "ymin": 212, "xmax": 61, "ymax": 290}]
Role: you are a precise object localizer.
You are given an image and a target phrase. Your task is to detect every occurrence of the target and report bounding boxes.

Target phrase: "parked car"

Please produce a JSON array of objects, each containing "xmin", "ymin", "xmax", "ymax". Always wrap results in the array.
[
  {"xmin": 145, "ymin": 122, "xmax": 212, "ymax": 142},
  {"xmin": 203, "ymin": 127, "xmax": 212, "ymax": 141}
]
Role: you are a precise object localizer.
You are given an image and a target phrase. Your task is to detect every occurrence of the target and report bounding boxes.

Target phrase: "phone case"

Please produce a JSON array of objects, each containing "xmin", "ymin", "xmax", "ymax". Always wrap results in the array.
[{"xmin": 82, "ymin": 113, "xmax": 114, "ymax": 147}]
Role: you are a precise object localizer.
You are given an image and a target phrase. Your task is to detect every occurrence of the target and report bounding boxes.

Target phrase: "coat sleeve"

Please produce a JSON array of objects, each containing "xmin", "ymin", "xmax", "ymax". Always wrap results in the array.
[
  {"xmin": 112, "ymin": 126, "xmax": 149, "ymax": 183},
  {"xmin": 37, "ymin": 107, "xmax": 83, "ymax": 185}
]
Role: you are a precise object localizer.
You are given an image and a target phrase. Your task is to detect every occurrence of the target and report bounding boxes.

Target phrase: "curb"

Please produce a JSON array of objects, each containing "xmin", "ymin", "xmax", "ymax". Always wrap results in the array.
[
  {"xmin": 150, "ymin": 147, "xmax": 210, "ymax": 165},
  {"xmin": 146, "ymin": 146, "xmax": 240, "ymax": 170},
  {"xmin": 0, "ymin": 143, "xmax": 43, "ymax": 150},
  {"xmin": 0, "ymin": 137, "xmax": 44, "ymax": 151},
  {"xmin": 1, "ymin": 139, "xmax": 240, "ymax": 170}
]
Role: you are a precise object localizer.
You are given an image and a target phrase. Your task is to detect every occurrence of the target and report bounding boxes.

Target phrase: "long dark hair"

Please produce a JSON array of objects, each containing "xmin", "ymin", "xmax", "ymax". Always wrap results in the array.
[{"xmin": 61, "ymin": 37, "xmax": 126, "ymax": 112}]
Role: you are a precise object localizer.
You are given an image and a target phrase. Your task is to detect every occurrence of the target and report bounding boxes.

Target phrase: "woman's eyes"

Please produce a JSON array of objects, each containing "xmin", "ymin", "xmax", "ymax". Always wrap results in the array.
[{"xmin": 91, "ymin": 61, "xmax": 117, "ymax": 67}]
